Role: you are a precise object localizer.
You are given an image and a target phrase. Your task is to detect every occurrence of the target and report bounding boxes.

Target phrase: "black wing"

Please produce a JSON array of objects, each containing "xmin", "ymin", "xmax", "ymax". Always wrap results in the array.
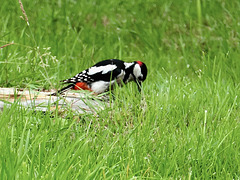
[
  {"xmin": 87, "ymin": 59, "xmax": 125, "ymax": 82},
  {"xmin": 62, "ymin": 59, "xmax": 125, "ymax": 84}
]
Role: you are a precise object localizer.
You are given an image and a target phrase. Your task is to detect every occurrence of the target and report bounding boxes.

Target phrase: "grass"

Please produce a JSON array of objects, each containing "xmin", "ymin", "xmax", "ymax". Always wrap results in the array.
[{"xmin": 1, "ymin": 0, "xmax": 240, "ymax": 179}]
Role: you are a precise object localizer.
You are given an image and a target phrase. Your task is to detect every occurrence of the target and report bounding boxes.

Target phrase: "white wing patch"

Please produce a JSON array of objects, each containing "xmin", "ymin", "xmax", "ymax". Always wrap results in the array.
[
  {"xmin": 89, "ymin": 70, "xmax": 125, "ymax": 94},
  {"xmin": 124, "ymin": 62, "xmax": 133, "ymax": 69},
  {"xmin": 88, "ymin": 65, "xmax": 117, "ymax": 75}
]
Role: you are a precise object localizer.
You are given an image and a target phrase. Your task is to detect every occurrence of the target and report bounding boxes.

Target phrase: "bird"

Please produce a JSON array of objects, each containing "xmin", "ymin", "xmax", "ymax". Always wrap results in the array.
[{"xmin": 52, "ymin": 59, "xmax": 147, "ymax": 95}]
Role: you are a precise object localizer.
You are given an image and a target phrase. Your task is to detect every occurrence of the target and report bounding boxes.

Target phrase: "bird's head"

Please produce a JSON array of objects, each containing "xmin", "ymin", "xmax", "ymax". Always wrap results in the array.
[{"xmin": 132, "ymin": 61, "xmax": 148, "ymax": 92}]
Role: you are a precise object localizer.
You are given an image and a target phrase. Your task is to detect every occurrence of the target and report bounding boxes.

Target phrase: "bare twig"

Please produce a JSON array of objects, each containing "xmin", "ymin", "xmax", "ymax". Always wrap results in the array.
[{"xmin": 18, "ymin": 0, "xmax": 29, "ymax": 26}]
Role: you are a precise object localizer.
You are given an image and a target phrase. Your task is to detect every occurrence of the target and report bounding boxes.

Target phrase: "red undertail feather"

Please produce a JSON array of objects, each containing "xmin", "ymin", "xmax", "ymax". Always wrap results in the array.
[{"xmin": 74, "ymin": 82, "xmax": 92, "ymax": 91}]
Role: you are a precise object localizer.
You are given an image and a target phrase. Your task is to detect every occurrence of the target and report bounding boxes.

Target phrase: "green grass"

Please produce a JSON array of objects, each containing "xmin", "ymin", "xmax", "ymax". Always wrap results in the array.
[{"xmin": 1, "ymin": 0, "xmax": 240, "ymax": 179}]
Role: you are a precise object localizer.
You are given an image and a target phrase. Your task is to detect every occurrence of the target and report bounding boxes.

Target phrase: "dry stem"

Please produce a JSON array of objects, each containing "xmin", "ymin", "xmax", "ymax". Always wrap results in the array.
[{"xmin": 0, "ymin": 43, "xmax": 14, "ymax": 49}]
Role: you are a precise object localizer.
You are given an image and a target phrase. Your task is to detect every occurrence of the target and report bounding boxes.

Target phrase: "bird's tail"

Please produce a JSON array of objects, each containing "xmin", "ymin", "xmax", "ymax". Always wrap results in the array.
[{"xmin": 51, "ymin": 84, "xmax": 74, "ymax": 96}]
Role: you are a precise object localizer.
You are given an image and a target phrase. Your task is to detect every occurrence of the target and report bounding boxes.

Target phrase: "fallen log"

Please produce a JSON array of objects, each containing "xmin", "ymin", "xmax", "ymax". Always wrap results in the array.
[{"xmin": 0, "ymin": 88, "xmax": 108, "ymax": 114}]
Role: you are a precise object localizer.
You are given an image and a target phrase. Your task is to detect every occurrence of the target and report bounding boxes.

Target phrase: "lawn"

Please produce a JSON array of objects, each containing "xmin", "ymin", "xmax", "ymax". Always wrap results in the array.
[{"xmin": 0, "ymin": 0, "xmax": 240, "ymax": 179}]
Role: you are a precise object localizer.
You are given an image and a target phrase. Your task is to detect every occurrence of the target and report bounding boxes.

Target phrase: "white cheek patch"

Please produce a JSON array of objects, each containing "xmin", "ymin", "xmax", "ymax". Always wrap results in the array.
[
  {"xmin": 133, "ymin": 64, "xmax": 141, "ymax": 78},
  {"xmin": 88, "ymin": 65, "xmax": 117, "ymax": 75}
]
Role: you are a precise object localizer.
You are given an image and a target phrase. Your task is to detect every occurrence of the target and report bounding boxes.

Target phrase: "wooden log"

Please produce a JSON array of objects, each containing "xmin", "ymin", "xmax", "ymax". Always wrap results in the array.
[{"xmin": 0, "ymin": 88, "xmax": 108, "ymax": 114}]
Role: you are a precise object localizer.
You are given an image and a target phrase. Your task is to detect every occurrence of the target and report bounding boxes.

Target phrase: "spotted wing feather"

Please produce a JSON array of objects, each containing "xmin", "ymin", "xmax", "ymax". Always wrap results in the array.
[{"xmin": 62, "ymin": 59, "xmax": 125, "ymax": 84}]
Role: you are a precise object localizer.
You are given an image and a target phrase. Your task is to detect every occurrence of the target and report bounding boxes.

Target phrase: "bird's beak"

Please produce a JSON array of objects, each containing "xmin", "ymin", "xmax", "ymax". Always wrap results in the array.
[{"xmin": 136, "ymin": 81, "xmax": 142, "ymax": 92}]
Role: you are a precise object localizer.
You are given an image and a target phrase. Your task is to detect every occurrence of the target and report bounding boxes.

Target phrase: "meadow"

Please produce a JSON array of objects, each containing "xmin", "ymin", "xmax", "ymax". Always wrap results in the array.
[{"xmin": 0, "ymin": 0, "xmax": 240, "ymax": 179}]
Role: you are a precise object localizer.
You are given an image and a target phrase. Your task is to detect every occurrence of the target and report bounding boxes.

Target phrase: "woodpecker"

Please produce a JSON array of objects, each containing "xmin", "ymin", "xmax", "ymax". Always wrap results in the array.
[{"xmin": 52, "ymin": 59, "xmax": 147, "ymax": 95}]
